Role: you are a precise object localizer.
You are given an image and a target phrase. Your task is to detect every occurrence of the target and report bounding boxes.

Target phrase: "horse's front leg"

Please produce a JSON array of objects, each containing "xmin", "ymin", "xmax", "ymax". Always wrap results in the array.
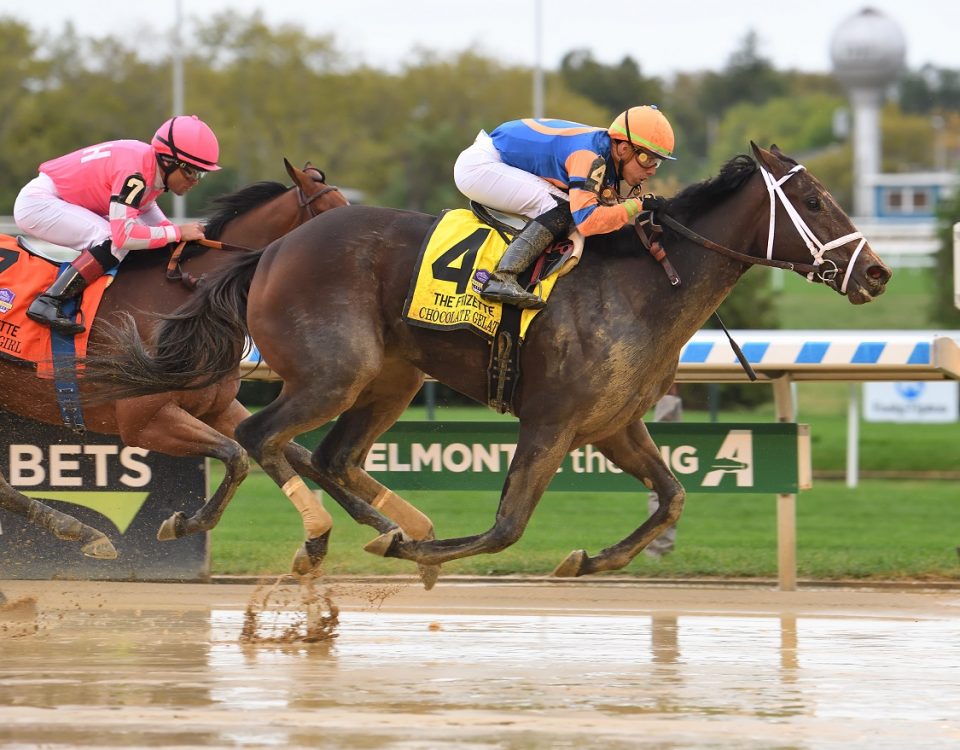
[
  {"xmin": 115, "ymin": 394, "xmax": 249, "ymax": 541},
  {"xmin": 553, "ymin": 418, "xmax": 684, "ymax": 577},
  {"xmin": 283, "ymin": 363, "xmax": 432, "ymax": 542},
  {"xmin": 278, "ymin": 365, "xmax": 433, "ymax": 580},
  {"xmin": 369, "ymin": 424, "xmax": 573, "ymax": 567},
  {"xmin": 0, "ymin": 471, "xmax": 117, "ymax": 559}
]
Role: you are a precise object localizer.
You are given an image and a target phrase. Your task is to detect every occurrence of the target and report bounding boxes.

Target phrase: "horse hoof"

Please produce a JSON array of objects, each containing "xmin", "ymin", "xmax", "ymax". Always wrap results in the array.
[
  {"xmin": 157, "ymin": 512, "xmax": 185, "ymax": 541},
  {"xmin": 81, "ymin": 535, "xmax": 118, "ymax": 560},
  {"xmin": 291, "ymin": 544, "xmax": 316, "ymax": 576},
  {"xmin": 363, "ymin": 528, "xmax": 404, "ymax": 557},
  {"xmin": 290, "ymin": 532, "xmax": 330, "ymax": 576},
  {"xmin": 418, "ymin": 563, "xmax": 441, "ymax": 591},
  {"xmin": 552, "ymin": 549, "xmax": 588, "ymax": 578}
]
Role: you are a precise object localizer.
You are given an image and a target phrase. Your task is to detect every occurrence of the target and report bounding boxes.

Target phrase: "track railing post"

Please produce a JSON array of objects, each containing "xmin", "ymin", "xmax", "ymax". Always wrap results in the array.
[{"xmin": 772, "ymin": 376, "xmax": 797, "ymax": 591}]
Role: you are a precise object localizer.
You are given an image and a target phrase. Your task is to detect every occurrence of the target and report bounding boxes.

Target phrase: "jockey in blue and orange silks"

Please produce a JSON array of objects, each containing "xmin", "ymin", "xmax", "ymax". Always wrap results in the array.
[
  {"xmin": 454, "ymin": 105, "xmax": 676, "ymax": 309},
  {"xmin": 13, "ymin": 115, "xmax": 221, "ymax": 335}
]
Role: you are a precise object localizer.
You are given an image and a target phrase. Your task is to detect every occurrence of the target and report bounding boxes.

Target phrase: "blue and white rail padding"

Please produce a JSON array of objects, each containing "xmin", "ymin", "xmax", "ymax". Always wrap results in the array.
[
  {"xmin": 677, "ymin": 330, "xmax": 960, "ymax": 382},
  {"xmin": 239, "ymin": 331, "xmax": 960, "ymax": 382}
]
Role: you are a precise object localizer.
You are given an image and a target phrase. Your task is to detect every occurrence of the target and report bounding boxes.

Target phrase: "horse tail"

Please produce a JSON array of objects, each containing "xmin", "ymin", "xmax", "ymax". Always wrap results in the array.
[{"xmin": 81, "ymin": 250, "xmax": 264, "ymax": 402}]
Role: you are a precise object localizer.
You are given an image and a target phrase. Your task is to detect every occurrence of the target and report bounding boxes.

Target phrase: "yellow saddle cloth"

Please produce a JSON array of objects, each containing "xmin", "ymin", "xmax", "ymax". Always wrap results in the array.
[{"xmin": 403, "ymin": 209, "xmax": 568, "ymax": 341}]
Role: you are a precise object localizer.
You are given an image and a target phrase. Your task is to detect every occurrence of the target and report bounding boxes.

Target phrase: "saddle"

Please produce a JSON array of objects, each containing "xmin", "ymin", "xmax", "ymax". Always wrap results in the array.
[
  {"xmin": 13, "ymin": 235, "xmax": 80, "ymax": 264},
  {"xmin": 0, "ymin": 235, "xmax": 115, "ymax": 431}
]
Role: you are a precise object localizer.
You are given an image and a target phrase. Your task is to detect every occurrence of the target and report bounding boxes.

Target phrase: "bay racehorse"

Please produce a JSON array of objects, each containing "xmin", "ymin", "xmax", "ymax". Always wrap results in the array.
[
  {"xmin": 80, "ymin": 144, "xmax": 892, "ymax": 581},
  {"xmin": 0, "ymin": 159, "xmax": 347, "ymax": 561}
]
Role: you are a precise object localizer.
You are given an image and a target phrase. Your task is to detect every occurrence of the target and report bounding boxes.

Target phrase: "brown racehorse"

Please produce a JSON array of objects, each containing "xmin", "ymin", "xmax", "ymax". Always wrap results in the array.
[
  {"xmin": 0, "ymin": 159, "xmax": 347, "ymax": 561},
  {"xmin": 80, "ymin": 144, "xmax": 893, "ymax": 581}
]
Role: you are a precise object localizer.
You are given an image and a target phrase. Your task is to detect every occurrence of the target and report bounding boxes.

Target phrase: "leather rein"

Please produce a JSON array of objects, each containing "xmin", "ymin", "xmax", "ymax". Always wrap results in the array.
[
  {"xmin": 636, "ymin": 163, "xmax": 866, "ymax": 291},
  {"xmin": 654, "ymin": 212, "xmax": 822, "ymax": 275},
  {"xmin": 166, "ymin": 170, "xmax": 346, "ymax": 288},
  {"xmin": 166, "ymin": 237, "xmax": 253, "ymax": 289}
]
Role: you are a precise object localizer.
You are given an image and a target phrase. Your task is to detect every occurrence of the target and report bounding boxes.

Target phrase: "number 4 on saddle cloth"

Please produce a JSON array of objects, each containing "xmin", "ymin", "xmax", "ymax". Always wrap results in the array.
[
  {"xmin": 402, "ymin": 207, "xmax": 583, "ymax": 413},
  {"xmin": 0, "ymin": 234, "xmax": 115, "ymax": 429}
]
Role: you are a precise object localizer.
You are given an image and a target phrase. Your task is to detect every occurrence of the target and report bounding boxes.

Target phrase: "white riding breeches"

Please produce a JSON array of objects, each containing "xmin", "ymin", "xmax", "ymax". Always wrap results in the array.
[
  {"xmin": 13, "ymin": 173, "xmax": 112, "ymax": 253},
  {"xmin": 454, "ymin": 130, "xmax": 568, "ymax": 219}
]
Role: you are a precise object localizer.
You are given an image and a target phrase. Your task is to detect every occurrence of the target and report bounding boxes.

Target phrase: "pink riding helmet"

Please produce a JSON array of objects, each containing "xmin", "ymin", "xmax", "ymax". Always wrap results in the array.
[{"xmin": 152, "ymin": 115, "xmax": 222, "ymax": 171}]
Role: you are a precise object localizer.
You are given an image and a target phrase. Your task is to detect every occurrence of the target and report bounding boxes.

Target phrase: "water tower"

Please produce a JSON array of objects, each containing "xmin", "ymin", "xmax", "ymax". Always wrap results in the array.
[{"xmin": 829, "ymin": 7, "xmax": 906, "ymax": 217}]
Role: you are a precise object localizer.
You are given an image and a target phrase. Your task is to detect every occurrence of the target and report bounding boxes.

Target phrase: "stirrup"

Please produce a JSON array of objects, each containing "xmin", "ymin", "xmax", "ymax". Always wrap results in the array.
[
  {"xmin": 27, "ymin": 297, "xmax": 86, "ymax": 335},
  {"xmin": 481, "ymin": 280, "xmax": 545, "ymax": 310},
  {"xmin": 47, "ymin": 315, "xmax": 86, "ymax": 335}
]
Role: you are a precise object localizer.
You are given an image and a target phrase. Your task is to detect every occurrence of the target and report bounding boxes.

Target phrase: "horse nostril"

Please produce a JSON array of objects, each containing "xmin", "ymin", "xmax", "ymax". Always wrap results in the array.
[{"xmin": 866, "ymin": 264, "xmax": 890, "ymax": 283}]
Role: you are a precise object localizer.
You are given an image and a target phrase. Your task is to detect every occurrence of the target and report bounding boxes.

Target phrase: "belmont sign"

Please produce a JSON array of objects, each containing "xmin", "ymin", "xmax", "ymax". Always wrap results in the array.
[{"xmin": 303, "ymin": 421, "xmax": 810, "ymax": 494}]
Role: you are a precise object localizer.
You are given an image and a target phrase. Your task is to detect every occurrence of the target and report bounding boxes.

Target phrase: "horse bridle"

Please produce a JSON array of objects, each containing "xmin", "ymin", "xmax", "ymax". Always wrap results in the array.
[
  {"xmin": 761, "ymin": 164, "xmax": 865, "ymax": 294},
  {"xmin": 167, "ymin": 168, "xmax": 345, "ymax": 288},
  {"xmin": 647, "ymin": 163, "xmax": 866, "ymax": 294},
  {"xmin": 297, "ymin": 167, "xmax": 344, "ymax": 218}
]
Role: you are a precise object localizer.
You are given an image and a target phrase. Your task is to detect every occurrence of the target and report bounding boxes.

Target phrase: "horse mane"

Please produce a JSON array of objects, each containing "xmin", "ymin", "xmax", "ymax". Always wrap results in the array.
[
  {"xmin": 203, "ymin": 181, "xmax": 289, "ymax": 239},
  {"xmin": 664, "ymin": 154, "xmax": 758, "ymax": 223},
  {"xmin": 583, "ymin": 154, "xmax": 763, "ymax": 259}
]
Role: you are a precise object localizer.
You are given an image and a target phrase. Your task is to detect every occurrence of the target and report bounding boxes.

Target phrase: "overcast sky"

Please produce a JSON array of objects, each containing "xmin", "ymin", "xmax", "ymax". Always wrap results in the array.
[{"xmin": 1, "ymin": 0, "xmax": 957, "ymax": 78}]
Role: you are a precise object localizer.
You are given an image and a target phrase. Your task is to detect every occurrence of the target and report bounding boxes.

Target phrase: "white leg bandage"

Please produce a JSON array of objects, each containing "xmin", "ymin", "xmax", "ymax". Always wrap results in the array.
[
  {"xmin": 372, "ymin": 489, "xmax": 435, "ymax": 540},
  {"xmin": 282, "ymin": 476, "xmax": 333, "ymax": 538}
]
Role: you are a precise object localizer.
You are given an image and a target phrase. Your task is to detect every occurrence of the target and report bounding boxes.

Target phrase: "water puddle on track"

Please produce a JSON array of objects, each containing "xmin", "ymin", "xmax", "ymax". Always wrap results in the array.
[{"xmin": 1, "ymin": 581, "xmax": 958, "ymax": 749}]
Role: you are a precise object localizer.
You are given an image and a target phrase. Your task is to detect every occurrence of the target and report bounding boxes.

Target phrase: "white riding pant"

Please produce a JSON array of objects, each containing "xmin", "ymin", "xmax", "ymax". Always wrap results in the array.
[
  {"xmin": 14, "ymin": 173, "xmax": 112, "ymax": 254},
  {"xmin": 454, "ymin": 130, "xmax": 568, "ymax": 219}
]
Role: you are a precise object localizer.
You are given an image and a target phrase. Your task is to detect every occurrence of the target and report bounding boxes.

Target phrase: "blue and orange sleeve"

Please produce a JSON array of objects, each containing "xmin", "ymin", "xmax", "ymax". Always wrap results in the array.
[{"xmin": 564, "ymin": 150, "xmax": 642, "ymax": 236}]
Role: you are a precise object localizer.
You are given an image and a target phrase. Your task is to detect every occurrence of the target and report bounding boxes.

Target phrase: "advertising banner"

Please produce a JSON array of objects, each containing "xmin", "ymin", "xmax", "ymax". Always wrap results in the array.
[
  {"xmin": 863, "ymin": 381, "xmax": 959, "ymax": 423},
  {"xmin": 0, "ymin": 411, "xmax": 208, "ymax": 581},
  {"xmin": 301, "ymin": 421, "xmax": 810, "ymax": 494}
]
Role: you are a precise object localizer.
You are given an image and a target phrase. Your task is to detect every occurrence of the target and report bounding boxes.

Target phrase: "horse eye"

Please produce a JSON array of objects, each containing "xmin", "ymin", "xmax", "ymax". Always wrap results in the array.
[{"xmin": 806, "ymin": 196, "xmax": 821, "ymax": 211}]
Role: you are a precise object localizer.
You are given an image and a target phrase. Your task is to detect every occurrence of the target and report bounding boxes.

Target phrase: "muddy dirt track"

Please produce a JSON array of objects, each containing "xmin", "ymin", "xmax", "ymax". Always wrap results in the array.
[{"xmin": 1, "ymin": 578, "xmax": 959, "ymax": 749}]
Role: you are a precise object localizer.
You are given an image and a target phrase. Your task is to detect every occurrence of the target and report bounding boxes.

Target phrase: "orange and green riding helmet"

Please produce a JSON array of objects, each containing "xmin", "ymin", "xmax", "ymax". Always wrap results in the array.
[{"xmin": 608, "ymin": 105, "xmax": 676, "ymax": 161}]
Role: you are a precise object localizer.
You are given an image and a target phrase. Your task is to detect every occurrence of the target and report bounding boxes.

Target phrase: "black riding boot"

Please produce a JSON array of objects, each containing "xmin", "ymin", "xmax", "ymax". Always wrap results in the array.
[
  {"xmin": 27, "ymin": 242, "xmax": 113, "ymax": 335},
  {"xmin": 481, "ymin": 203, "xmax": 573, "ymax": 309},
  {"xmin": 27, "ymin": 264, "xmax": 93, "ymax": 335}
]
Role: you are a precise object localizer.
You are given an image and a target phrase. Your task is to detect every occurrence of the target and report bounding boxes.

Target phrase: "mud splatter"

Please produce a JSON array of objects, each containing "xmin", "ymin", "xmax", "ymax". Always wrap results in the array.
[
  {"xmin": 0, "ymin": 596, "xmax": 39, "ymax": 638},
  {"xmin": 328, "ymin": 581, "xmax": 405, "ymax": 610},
  {"xmin": 240, "ymin": 575, "xmax": 339, "ymax": 645}
]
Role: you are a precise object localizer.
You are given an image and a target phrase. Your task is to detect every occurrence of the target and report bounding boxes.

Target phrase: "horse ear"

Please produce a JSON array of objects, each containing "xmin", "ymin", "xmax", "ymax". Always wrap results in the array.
[
  {"xmin": 283, "ymin": 157, "xmax": 299, "ymax": 183},
  {"xmin": 750, "ymin": 141, "xmax": 780, "ymax": 173}
]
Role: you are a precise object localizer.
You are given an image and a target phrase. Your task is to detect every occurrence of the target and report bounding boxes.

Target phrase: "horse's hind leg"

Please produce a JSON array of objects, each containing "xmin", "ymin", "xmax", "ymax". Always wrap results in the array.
[
  {"xmin": 279, "ymin": 365, "xmax": 432, "ymax": 534},
  {"xmin": 115, "ymin": 393, "xmax": 249, "ymax": 541},
  {"xmin": 553, "ymin": 418, "xmax": 684, "ymax": 577},
  {"xmin": 0, "ymin": 471, "xmax": 117, "ymax": 559}
]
